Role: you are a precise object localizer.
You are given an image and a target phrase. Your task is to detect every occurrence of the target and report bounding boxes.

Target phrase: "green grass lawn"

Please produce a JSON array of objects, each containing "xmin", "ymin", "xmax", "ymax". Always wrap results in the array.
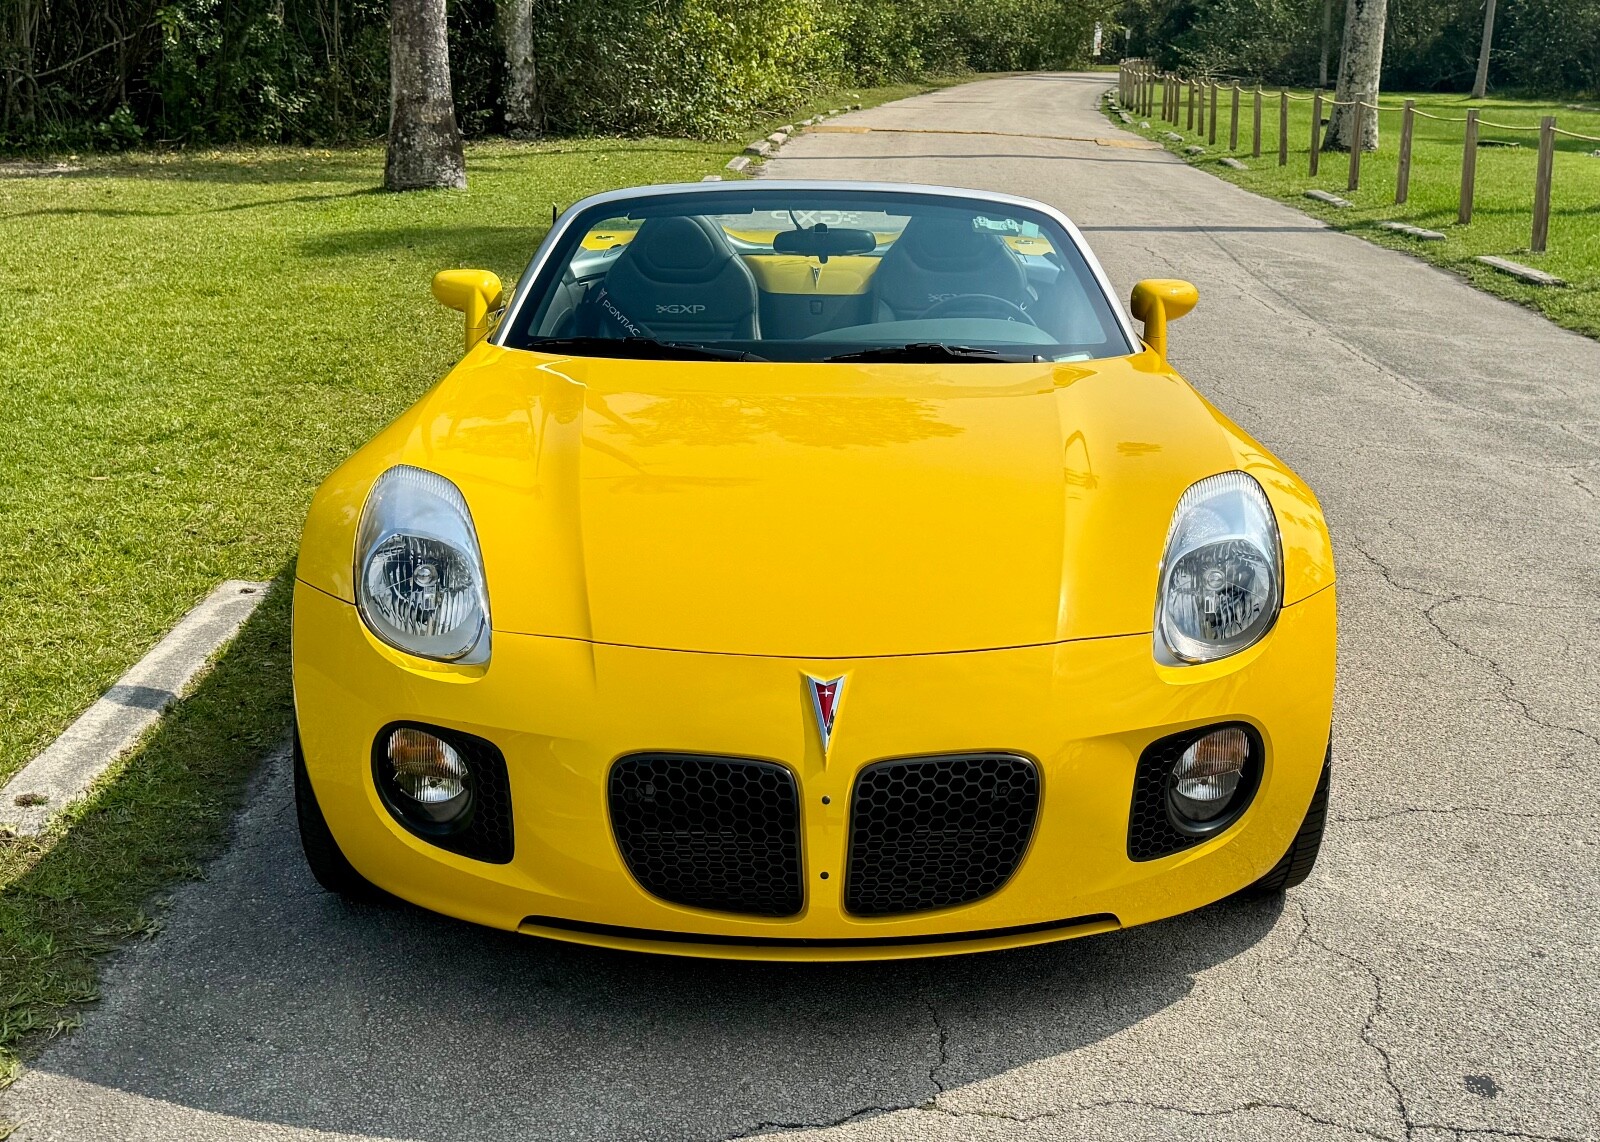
[
  {"xmin": 1, "ymin": 136, "xmax": 730, "ymax": 795},
  {"xmin": 0, "ymin": 75, "xmax": 950, "ymax": 1097},
  {"xmin": 0, "ymin": 134, "xmax": 730, "ymax": 1098},
  {"xmin": 1109, "ymin": 81, "xmax": 1600, "ymax": 338}
]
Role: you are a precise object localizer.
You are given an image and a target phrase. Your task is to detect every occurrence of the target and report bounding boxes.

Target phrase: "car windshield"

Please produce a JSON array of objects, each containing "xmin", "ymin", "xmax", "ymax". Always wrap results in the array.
[{"xmin": 499, "ymin": 187, "xmax": 1134, "ymax": 363}]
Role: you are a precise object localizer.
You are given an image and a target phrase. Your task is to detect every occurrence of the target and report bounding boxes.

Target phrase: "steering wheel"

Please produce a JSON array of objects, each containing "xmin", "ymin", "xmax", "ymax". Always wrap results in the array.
[{"xmin": 920, "ymin": 294, "xmax": 1037, "ymax": 324}]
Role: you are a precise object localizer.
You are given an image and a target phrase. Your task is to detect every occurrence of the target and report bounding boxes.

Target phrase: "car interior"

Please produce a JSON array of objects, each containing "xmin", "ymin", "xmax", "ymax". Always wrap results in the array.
[{"xmin": 507, "ymin": 196, "xmax": 1129, "ymax": 361}]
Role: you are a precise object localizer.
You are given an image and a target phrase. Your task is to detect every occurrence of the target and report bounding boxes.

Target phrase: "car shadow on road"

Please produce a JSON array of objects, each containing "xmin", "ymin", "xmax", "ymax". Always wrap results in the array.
[{"xmin": 19, "ymin": 741, "xmax": 1286, "ymax": 1142}]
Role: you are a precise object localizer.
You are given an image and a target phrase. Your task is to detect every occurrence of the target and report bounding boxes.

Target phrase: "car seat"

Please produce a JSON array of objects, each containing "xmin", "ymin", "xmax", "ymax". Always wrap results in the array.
[
  {"xmin": 593, "ymin": 216, "xmax": 761, "ymax": 340},
  {"xmin": 870, "ymin": 215, "xmax": 1031, "ymax": 321}
]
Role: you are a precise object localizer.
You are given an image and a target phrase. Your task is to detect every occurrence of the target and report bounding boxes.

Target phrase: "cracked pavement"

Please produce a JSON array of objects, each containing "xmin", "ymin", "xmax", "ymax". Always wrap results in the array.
[{"xmin": 3, "ymin": 73, "xmax": 1597, "ymax": 1141}]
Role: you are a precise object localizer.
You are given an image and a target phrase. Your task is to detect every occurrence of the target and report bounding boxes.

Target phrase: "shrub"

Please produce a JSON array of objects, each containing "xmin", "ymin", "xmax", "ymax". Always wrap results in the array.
[{"xmin": 0, "ymin": 0, "xmax": 1111, "ymax": 152}]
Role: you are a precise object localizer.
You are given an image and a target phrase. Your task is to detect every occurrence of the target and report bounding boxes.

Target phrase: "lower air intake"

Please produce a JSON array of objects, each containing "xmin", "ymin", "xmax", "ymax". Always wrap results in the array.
[
  {"xmin": 845, "ymin": 754, "xmax": 1040, "ymax": 917},
  {"xmin": 609, "ymin": 754, "xmax": 803, "ymax": 917}
]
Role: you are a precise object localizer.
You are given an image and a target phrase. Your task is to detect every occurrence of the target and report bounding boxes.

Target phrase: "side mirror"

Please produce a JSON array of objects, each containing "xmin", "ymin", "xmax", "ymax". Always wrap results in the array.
[
  {"xmin": 1129, "ymin": 279, "xmax": 1198, "ymax": 361},
  {"xmin": 432, "ymin": 269, "xmax": 505, "ymax": 352}
]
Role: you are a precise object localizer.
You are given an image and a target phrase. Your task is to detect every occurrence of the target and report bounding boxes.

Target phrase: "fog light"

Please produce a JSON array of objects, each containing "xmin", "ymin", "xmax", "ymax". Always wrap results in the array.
[
  {"xmin": 1167, "ymin": 726, "xmax": 1250, "ymax": 831},
  {"xmin": 386, "ymin": 727, "xmax": 471, "ymax": 825}
]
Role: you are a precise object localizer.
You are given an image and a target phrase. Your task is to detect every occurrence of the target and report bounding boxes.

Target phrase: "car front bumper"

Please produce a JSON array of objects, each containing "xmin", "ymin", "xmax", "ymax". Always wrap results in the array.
[{"xmin": 292, "ymin": 580, "xmax": 1336, "ymax": 960}]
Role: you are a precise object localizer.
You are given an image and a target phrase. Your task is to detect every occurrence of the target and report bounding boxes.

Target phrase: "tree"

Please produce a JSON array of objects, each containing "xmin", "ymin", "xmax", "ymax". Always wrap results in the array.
[
  {"xmin": 499, "ymin": 0, "xmax": 540, "ymax": 137},
  {"xmin": 383, "ymin": 0, "xmax": 466, "ymax": 191},
  {"xmin": 1471, "ymin": 0, "xmax": 1497, "ymax": 98},
  {"xmin": 1319, "ymin": 0, "xmax": 1334, "ymax": 86},
  {"xmin": 1323, "ymin": 0, "xmax": 1387, "ymax": 152}
]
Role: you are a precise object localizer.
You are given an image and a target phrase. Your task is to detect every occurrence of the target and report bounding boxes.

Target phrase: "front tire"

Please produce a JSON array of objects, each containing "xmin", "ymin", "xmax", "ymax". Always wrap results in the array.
[
  {"xmin": 1244, "ymin": 741, "xmax": 1331, "ymax": 896},
  {"xmin": 294, "ymin": 729, "xmax": 379, "ymax": 899}
]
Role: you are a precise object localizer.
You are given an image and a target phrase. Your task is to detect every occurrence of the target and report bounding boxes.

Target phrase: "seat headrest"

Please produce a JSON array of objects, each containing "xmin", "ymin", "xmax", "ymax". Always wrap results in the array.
[
  {"xmin": 620, "ymin": 216, "xmax": 738, "ymax": 282},
  {"xmin": 891, "ymin": 217, "xmax": 1003, "ymax": 270}
]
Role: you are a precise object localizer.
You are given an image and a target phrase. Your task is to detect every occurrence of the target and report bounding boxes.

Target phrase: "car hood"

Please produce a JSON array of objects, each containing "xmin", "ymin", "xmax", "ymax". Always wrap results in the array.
[{"xmin": 299, "ymin": 345, "xmax": 1332, "ymax": 658}]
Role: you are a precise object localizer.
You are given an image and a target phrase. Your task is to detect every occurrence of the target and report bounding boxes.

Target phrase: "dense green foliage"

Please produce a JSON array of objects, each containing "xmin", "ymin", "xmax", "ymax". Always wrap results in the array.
[
  {"xmin": 1122, "ymin": 0, "xmax": 1600, "ymax": 96},
  {"xmin": 0, "ymin": 0, "xmax": 1108, "ymax": 151}
]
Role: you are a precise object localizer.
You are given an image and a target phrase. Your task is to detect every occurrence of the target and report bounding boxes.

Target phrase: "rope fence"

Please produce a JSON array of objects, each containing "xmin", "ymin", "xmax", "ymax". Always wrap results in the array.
[{"xmin": 1115, "ymin": 59, "xmax": 1593, "ymax": 254}]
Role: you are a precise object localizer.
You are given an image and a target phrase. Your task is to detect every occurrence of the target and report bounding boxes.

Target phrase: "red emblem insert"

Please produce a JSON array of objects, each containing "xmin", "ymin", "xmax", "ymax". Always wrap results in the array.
[{"xmin": 807, "ymin": 675, "xmax": 845, "ymax": 753}]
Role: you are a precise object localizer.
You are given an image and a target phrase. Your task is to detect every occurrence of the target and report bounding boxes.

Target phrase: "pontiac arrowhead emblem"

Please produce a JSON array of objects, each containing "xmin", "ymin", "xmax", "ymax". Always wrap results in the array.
[{"xmin": 807, "ymin": 675, "xmax": 845, "ymax": 754}]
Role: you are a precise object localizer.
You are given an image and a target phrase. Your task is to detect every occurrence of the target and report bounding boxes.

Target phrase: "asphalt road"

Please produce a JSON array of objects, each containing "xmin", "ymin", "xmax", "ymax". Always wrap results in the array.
[{"xmin": 6, "ymin": 73, "xmax": 1599, "ymax": 1142}]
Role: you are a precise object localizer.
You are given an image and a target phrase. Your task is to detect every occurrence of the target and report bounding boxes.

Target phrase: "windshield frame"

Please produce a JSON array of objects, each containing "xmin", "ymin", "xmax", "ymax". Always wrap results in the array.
[{"xmin": 492, "ymin": 180, "xmax": 1140, "ymax": 361}]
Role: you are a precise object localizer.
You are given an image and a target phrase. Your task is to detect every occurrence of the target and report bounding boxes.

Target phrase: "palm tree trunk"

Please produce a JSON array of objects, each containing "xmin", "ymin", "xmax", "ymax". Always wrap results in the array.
[
  {"xmin": 384, "ymin": 0, "xmax": 466, "ymax": 190},
  {"xmin": 1472, "ymin": 0, "xmax": 1497, "ymax": 99},
  {"xmin": 499, "ymin": 0, "xmax": 539, "ymax": 137},
  {"xmin": 1319, "ymin": 0, "xmax": 1333, "ymax": 87},
  {"xmin": 1323, "ymin": 0, "xmax": 1386, "ymax": 152}
]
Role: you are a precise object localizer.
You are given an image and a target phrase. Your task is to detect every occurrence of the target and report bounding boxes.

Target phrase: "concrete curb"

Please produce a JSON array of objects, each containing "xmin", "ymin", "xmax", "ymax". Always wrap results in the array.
[
  {"xmin": 1379, "ymin": 220, "xmax": 1445, "ymax": 241},
  {"xmin": 1304, "ymin": 188, "xmax": 1352, "ymax": 207},
  {"xmin": 1476, "ymin": 255, "xmax": 1566, "ymax": 287},
  {"xmin": 0, "ymin": 580, "xmax": 269, "ymax": 836}
]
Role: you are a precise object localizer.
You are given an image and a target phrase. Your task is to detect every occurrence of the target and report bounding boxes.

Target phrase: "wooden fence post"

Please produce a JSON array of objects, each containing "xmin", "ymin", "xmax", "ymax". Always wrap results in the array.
[
  {"xmin": 1531, "ymin": 115, "xmax": 1556, "ymax": 252},
  {"xmin": 1209, "ymin": 83, "xmax": 1219, "ymax": 145},
  {"xmin": 1396, "ymin": 100, "xmax": 1415, "ymax": 204},
  {"xmin": 1347, "ymin": 102, "xmax": 1365, "ymax": 190},
  {"xmin": 1460, "ymin": 108, "xmax": 1480, "ymax": 224},
  {"xmin": 1197, "ymin": 81, "xmax": 1206, "ymax": 137},
  {"xmin": 1186, "ymin": 82, "xmax": 1194, "ymax": 131},
  {"xmin": 1230, "ymin": 86, "xmax": 1240, "ymax": 150},
  {"xmin": 1310, "ymin": 90, "xmax": 1322, "ymax": 175},
  {"xmin": 1278, "ymin": 91, "xmax": 1289, "ymax": 165},
  {"xmin": 1252, "ymin": 88, "xmax": 1263, "ymax": 157}
]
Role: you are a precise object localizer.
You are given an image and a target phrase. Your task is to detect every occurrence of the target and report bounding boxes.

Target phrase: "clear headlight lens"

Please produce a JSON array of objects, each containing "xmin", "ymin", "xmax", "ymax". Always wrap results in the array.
[
  {"xmin": 1156, "ymin": 471, "xmax": 1281, "ymax": 663},
  {"xmin": 355, "ymin": 465, "xmax": 489, "ymax": 662}
]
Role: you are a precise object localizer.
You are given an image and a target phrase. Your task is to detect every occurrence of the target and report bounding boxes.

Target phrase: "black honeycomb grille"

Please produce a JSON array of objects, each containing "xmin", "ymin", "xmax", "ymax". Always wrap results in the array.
[
  {"xmin": 844, "ymin": 754, "xmax": 1039, "ymax": 917},
  {"xmin": 609, "ymin": 754, "xmax": 802, "ymax": 917},
  {"xmin": 1128, "ymin": 723, "xmax": 1264, "ymax": 862}
]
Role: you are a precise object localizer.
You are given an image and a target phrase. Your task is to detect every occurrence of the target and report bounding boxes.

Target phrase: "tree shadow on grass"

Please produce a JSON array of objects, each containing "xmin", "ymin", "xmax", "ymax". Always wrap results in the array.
[
  {"xmin": 62, "ymin": 140, "xmax": 726, "ymax": 188},
  {"xmin": 2, "ymin": 566, "xmax": 1287, "ymax": 1141},
  {"xmin": 301, "ymin": 223, "xmax": 550, "ymax": 269},
  {"xmin": 1, "ymin": 188, "xmax": 382, "ymax": 223}
]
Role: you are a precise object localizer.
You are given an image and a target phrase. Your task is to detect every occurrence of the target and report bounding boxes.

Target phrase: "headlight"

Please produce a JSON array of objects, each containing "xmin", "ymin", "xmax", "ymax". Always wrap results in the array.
[
  {"xmin": 1155, "ymin": 471, "xmax": 1281, "ymax": 663},
  {"xmin": 355, "ymin": 465, "xmax": 489, "ymax": 663}
]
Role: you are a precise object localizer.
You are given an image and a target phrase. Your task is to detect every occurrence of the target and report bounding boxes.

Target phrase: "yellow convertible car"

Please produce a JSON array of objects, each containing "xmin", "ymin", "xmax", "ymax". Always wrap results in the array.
[{"xmin": 292, "ymin": 181, "xmax": 1335, "ymax": 960}]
